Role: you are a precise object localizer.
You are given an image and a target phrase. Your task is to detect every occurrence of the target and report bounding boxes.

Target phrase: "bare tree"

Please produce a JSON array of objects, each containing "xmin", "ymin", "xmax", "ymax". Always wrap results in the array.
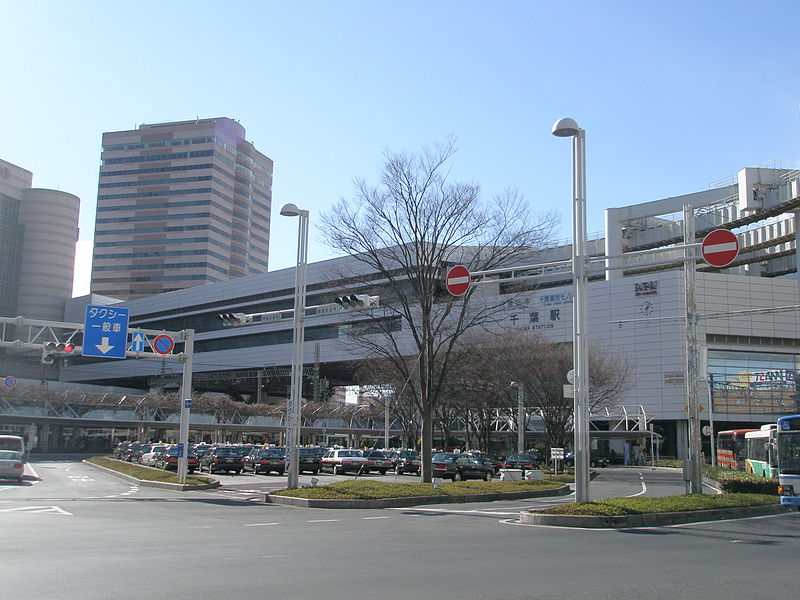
[
  {"xmin": 471, "ymin": 331, "xmax": 632, "ymax": 451},
  {"xmin": 353, "ymin": 358, "xmax": 420, "ymax": 448},
  {"xmin": 320, "ymin": 139, "xmax": 557, "ymax": 481}
]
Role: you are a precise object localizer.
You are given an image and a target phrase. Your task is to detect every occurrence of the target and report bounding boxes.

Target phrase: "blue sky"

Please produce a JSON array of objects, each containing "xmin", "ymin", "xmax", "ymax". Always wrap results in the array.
[{"xmin": 2, "ymin": 1, "xmax": 798, "ymax": 296}]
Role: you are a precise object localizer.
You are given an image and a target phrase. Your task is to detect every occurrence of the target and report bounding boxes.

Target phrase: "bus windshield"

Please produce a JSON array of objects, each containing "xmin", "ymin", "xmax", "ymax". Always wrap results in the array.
[{"xmin": 779, "ymin": 432, "xmax": 800, "ymax": 473}]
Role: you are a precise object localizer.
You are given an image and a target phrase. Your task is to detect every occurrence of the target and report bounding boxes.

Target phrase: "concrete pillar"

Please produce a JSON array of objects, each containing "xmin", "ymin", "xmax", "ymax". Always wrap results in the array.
[
  {"xmin": 675, "ymin": 420, "xmax": 689, "ymax": 459},
  {"xmin": 604, "ymin": 208, "xmax": 623, "ymax": 280}
]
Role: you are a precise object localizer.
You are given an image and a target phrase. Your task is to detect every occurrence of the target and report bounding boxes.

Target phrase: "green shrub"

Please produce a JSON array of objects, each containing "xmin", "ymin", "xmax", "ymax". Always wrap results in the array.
[
  {"xmin": 272, "ymin": 478, "xmax": 565, "ymax": 500},
  {"xmin": 702, "ymin": 465, "xmax": 779, "ymax": 495},
  {"xmin": 86, "ymin": 455, "xmax": 212, "ymax": 486},
  {"xmin": 538, "ymin": 493, "xmax": 777, "ymax": 516}
]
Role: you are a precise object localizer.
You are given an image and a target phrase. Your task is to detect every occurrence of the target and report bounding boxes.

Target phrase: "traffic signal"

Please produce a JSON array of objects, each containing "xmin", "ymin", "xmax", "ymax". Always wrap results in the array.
[
  {"xmin": 41, "ymin": 341, "xmax": 76, "ymax": 364},
  {"xmin": 334, "ymin": 294, "xmax": 379, "ymax": 311},
  {"xmin": 218, "ymin": 312, "xmax": 251, "ymax": 326}
]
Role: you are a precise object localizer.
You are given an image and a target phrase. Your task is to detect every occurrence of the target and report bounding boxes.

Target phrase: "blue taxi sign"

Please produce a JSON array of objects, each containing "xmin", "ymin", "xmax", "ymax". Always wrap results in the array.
[{"xmin": 83, "ymin": 305, "xmax": 129, "ymax": 359}]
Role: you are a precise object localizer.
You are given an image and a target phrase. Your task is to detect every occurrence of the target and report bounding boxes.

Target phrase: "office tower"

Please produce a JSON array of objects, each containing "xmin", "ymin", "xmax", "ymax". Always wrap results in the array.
[
  {"xmin": 0, "ymin": 158, "xmax": 79, "ymax": 321},
  {"xmin": 91, "ymin": 117, "xmax": 273, "ymax": 300}
]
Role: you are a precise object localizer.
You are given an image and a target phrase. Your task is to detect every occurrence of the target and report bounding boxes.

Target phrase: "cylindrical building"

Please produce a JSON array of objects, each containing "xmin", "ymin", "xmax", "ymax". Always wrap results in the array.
[{"xmin": 17, "ymin": 188, "xmax": 80, "ymax": 321}]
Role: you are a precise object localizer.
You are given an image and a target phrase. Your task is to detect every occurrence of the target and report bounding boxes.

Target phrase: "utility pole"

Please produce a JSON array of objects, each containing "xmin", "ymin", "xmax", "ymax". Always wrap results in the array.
[{"xmin": 683, "ymin": 205, "xmax": 703, "ymax": 494}]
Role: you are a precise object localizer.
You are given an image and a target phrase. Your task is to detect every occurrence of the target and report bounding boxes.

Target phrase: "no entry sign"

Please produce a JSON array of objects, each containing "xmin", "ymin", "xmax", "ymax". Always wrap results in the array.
[
  {"xmin": 701, "ymin": 229, "xmax": 739, "ymax": 268},
  {"xmin": 445, "ymin": 265, "xmax": 471, "ymax": 296}
]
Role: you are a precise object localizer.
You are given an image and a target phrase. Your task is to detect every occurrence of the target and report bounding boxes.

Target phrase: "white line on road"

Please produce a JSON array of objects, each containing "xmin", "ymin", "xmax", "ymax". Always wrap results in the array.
[
  {"xmin": 307, "ymin": 519, "xmax": 339, "ymax": 523},
  {"xmin": 362, "ymin": 516, "xmax": 390, "ymax": 520},
  {"xmin": 626, "ymin": 473, "xmax": 648, "ymax": 498},
  {"xmin": 0, "ymin": 505, "xmax": 73, "ymax": 516},
  {"xmin": 26, "ymin": 462, "xmax": 41, "ymax": 480},
  {"xmin": 244, "ymin": 522, "xmax": 280, "ymax": 527},
  {"xmin": 392, "ymin": 507, "xmax": 520, "ymax": 516}
]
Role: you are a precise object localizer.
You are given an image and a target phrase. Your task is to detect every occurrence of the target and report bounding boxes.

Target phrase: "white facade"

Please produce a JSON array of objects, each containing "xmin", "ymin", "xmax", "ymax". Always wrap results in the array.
[{"xmin": 60, "ymin": 165, "xmax": 800, "ymax": 454}]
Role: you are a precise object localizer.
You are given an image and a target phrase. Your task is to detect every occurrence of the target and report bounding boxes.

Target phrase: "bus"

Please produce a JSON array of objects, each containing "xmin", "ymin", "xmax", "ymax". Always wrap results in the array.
[
  {"xmin": 716, "ymin": 429, "xmax": 757, "ymax": 470},
  {"xmin": 0, "ymin": 435, "xmax": 25, "ymax": 456},
  {"xmin": 777, "ymin": 414, "xmax": 800, "ymax": 507},
  {"xmin": 744, "ymin": 425, "xmax": 777, "ymax": 478}
]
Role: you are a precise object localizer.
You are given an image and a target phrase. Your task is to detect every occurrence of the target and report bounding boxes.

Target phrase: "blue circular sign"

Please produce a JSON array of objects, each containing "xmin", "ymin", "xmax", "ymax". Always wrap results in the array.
[
  {"xmin": 152, "ymin": 334, "xmax": 175, "ymax": 355},
  {"xmin": 3, "ymin": 376, "xmax": 17, "ymax": 389}
]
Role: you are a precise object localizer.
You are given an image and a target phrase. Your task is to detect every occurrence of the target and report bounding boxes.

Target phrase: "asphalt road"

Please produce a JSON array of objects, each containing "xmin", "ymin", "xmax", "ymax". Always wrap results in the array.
[{"xmin": 2, "ymin": 461, "xmax": 797, "ymax": 600}]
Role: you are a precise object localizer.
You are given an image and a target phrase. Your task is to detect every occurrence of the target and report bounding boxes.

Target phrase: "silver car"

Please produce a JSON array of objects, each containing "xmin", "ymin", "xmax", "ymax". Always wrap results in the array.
[{"xmin": 0, "ymin": 450, "xmax": 24, "ymax": 482}]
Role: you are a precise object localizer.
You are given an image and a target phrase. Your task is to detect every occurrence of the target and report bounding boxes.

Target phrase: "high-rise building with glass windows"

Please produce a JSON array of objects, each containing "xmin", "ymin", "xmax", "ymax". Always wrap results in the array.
[
  {"xmin": 0, "ymin": 158, "xmax": 80, "ymax": 321},
  {"xmin": 91, "ymin": 118, "xmax": 273, "ymax": 300}
]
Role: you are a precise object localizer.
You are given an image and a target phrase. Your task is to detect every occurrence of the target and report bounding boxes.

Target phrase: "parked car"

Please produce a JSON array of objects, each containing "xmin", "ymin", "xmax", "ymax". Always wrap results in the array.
[
  {"xmin": 122, "ymin": 442, "xmax": 145, "ymax": 462},
  {"xmin": 502, "ymin": 453, "xmax": 539, "ymax": 471},
  {"xmin": 563, "ymin": 452, "xmax": 609, "ymax": 468},
  {"xmin": 431, "ymin": 452, "xmax": 494, "ymax": 482},
  {"xmin": 387, "ymin": 450, "xmax": 421, "ymax": 475},
  {"xmin": 297, "ymin": 448, "xmax": 322, "ymax": 474},
  {"xmin": 139, "ymin": 444, "xmax": 169, "ymax": 467},
  {"xmin": 200, "ymin": 446, "xmax": 244, "ymax": 474},
  {"xmin": 244, "ymin": 447, "xmax": 286, "ymax": 475},
  {"xmin": 112, "ymin": 443, "xmax": 130, "ymax": 460},
  {"xmin": 361, "ymin": 450, "xmax": 393, "ymax": 474},
  {"xmin": 193, "ymin": 444, "xmax": 213, "ymax": 459},
  {"xmin": 526, "ymin": 449, "xmax": 546, "ymax": 465},
  {"xmin": 320, "ymin": 449, "xmax": 368, "ymax": 475},
  {"xmin": 0, "ymin": 450, "xmax": 24, "ymax": 482},
  {"xmin": 467, "ymin": 452, "xmax": 502, "ymax": 474},
  {"xmin": 157, "ymin": 446, "xmax": 199, "ymax": 473}
]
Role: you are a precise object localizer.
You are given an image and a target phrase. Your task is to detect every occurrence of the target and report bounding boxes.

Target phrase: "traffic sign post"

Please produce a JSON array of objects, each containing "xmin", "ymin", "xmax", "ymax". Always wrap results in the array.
[
  {"xmin": 445, "ymin": 265, "xmax": 471, "ymax": 296},
  {"xmin": 3, "ymin": 376, "xmax": 16, "ymax": 389},
  {"xmin": 83, "ymin": 305, "xmax": 129, "ymax": 359},
  {"xmin": 701, "ymin": 229, "xmax": 739, "ymax": 267}
]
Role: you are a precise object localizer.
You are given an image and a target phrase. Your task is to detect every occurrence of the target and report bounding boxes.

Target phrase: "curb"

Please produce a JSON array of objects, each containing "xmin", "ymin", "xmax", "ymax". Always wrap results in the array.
[
  {"xmin": 519, "ymin": 503, "xmax": 790, "ymax": 528},
  {"xmin": 83, "ymin": 459, "xmax": 220, "ymax": 491},
  {"xmin": 265, "ymin": 484, "xmax": 571, "ymax": 509}
]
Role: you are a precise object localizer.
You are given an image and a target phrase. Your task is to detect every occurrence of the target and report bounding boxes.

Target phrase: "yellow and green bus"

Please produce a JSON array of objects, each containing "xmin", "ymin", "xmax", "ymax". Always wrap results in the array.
[{"xmin": 744, "ymin": 425, "xmax": 777, "ymax": 478}]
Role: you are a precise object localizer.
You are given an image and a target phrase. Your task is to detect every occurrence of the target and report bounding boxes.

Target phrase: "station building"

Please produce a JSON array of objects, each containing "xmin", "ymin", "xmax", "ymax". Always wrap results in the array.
[{"xmin": 18, "ymin": 165, "xmax": 800, "ymax": 456}]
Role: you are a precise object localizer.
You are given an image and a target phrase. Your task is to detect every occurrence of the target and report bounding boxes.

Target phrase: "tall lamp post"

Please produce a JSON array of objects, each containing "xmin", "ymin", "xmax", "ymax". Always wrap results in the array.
[
  {"xmin": 281, "ymin": 202, "xmax": 309, "ymax": 490},
  {"xmin": 510, "ymin": 382, "xmax": 525, "ymax": 454},
  {"xmin": 552, "ymin": 117, "xmax": 590, "ymax": 503}
]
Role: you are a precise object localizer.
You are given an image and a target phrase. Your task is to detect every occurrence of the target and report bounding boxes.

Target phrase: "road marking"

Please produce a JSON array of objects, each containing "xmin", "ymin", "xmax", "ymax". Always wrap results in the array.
[
  {"xmin": 393, "ymin": 507, "xmax": 520, "ymax": 516},
  {"xmin": 244, "ymin": 522, "xmax": 280, "ymax": 527},
  {"xmin": 626, "ymin": 473, "xmax": 648, "ymax": 498},
  {"xmin": 0, "ymin": 505, "xmax": 73, "ymax": 516},
  {"xmin": 26, "ymin": 462, "xmax": 41, "ymax": 480},
  {"xmin": 362, "ymin": 516, "xmax": 390, "ymax": 520},
  {"xmin": 308, "ymin": 519, "xmax": 339, "ymax": 523}
]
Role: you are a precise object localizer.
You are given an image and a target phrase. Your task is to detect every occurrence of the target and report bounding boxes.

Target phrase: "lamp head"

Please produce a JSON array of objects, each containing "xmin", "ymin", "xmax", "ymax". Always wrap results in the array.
[
  {"xmin": 280, "ymin": 203, "xmax": 302, "ymax": 217},
  {"xmin": 552, "ymin": 117, "xmax": 581, "ymax": 138}
]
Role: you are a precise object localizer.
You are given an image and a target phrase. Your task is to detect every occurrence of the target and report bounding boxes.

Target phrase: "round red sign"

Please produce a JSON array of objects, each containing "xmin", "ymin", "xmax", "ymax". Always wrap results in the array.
[
  {"xmin": 445, "ymin": 265, "xmax": 471, "ymax": 296},
  {"xmin": 701, "ymin": 229, "xmax": 739, "ymax": 268},
  {"xmin": 152, "ymin": 334, "xmax": 175, "ymax": 355}
]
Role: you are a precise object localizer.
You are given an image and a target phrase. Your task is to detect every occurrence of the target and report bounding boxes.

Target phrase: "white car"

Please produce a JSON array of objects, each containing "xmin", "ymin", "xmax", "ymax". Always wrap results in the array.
[
  {"xmin": 0, "ymin": 450, "xmax": 24, "ymax": 482},
  {"xmin": 139, "ymin": 445, "xmax": 169, "ymax": 467},
  {"xmin": 320, "ymin": 449, "xmax": 368, "ymax": 475}
]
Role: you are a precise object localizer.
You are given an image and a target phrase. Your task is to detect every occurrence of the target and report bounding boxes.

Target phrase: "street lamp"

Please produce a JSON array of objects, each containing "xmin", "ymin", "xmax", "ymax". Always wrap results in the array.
[
  {"xmin": 552, "ymin": 117, "xmax": 590, "ymax": 503},
  {"xmin": 281, "ymin": 202, "xmax": 309, "ymax": 490},
  {"xmin": 510, "ymin": 382, "xmax": 525, "ymax": 454}
]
